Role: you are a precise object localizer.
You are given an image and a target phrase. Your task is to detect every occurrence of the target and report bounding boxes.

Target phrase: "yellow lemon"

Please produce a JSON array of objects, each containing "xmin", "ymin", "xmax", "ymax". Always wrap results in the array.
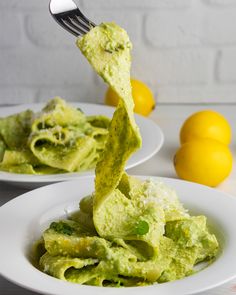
[
  {"xmin": 174, "ymin": 138, "xmax": 233, "ymax": 187},
  {"xmin": 105, "ymin": 79, "xmax": 155, "ymax": 116},
  {"xmin": 180, "ymin": 110, "xmax": 232, "ymax": 145}
]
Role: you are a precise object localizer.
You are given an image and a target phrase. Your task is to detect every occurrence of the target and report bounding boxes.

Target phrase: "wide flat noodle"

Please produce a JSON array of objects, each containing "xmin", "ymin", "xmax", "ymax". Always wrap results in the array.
[
  {"xmin": 31, "ymin": 97, "xmax": 88, "ymax": 132},
  {"xmin": 0, "ymin": 110, "xmax": 33, "ymax": 149},
  {"xmin": 77, "ymin": 22, "xmax": 142, "ymax": 209},
  {"xmin": 93, "ymin": 187, "xmax": 165, "ymax": 258},
  {"xmin": 40, "ymin": 253, "xmax": 97, "ymax": 282},
  {"xmin": 0, "ymin": 97, "xmax": 109, "ymax": 174},
  {"xmin": 30, "ymin": 131, "xmax": 96, "ymax": 172},
  {"xmin": 159, "ymin": 216, "xmax": 219, "ymax": 282}
]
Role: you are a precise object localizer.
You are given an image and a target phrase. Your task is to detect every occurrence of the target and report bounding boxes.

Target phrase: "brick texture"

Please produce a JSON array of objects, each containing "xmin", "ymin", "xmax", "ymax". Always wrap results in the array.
[
  {"xmin": 0, "ymin": 0, "xmax": 48, "ymax": 9},
  {"xmin": 0, "ymin": 12, "xmax": 22, "ymax": 48},
  {"xmin": 0, "ymin": 87, "xmax": 36, "ymax": 104},
  {"xmin": 132, "ymin": 48, "xmax": 211, "ymax": 85},
  {"xmin": 82, "ymin": 0, "xmax": 191, "ymax": 9},
  {"xmin": 203, "ymin": 0, "xmax": 236, "ymax": 6},
  {"xmin": 157, "ymin": 85, "xmax": 236, "ymax": 103},
  {"xmin": 203, "ymin": 8, "xmax": 236, "ymax": 45},
  {"xmin": 25, "ymin": 13, "xmax": 75, "ymax": 48},
  {"xmin": 0, "ymin": 50, "xmax": 94, "ymax": 86},
  {"xmin": 36, "ymin": 84, "xmax": 106, "ymax": 104},
  {"xmin": 0, "ymin": 0, "xmax": 236, "ymax": 104},
  {"xmin": 218, "ymin": 49, "xmax": 236, "ymax": 83},
  {"xmin": 145, "ymin": 11, "xmax": 200, "ymax": 48}
]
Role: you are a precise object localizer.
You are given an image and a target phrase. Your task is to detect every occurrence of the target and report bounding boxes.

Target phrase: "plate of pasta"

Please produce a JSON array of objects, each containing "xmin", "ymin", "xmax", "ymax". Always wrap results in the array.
[
  {"xmin": 0, "ymin": 176, "xmax": 236, "ymax": 295},
  {"xmin": 0, "ymin": 98, "xmax": 163, "ymax": 188}
]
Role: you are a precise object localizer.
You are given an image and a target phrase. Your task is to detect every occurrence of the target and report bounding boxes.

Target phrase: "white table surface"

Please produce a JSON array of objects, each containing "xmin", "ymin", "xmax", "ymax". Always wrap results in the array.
[{"xmin": 1, "ymin": 103, "xmax": 236, "ymax": 295}]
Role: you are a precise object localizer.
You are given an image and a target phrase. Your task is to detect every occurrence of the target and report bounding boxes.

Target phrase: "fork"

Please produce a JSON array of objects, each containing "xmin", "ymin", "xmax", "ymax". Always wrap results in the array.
[{"xmin": 49, "ymin": 0, "xmax": 96, "ymax": 37}]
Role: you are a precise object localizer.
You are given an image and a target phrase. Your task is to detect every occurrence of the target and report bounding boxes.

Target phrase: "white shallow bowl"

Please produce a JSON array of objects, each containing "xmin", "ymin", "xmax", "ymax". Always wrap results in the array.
[
  {"xmin": 0, "ymin": 176, "xmax": 236, "ymax": 295},
  {"xmin": 0, "ymin": 103, "xmax": 164, "ymax": 188}
]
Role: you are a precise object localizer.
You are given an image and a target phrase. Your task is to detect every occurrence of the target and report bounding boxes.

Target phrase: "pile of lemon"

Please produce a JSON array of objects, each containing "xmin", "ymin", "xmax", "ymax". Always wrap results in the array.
[{"xmin": 174, "ymin": 110, "xmax": 233, "ymax": 187}]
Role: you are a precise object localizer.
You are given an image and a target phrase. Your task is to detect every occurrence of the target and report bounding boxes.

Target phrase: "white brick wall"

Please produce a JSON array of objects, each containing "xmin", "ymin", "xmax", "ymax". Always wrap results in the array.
[
  {"xmin": 203, "ymin": 0, "xmax": 236, "ymax": 6},
  {"xmin": 145, "ymin": 11, "xmax": 200, "ymax": 48},
  {"xmin": 82, "ymin": 0, "xmax": 191, "ymax": 9},
  {"xmin": 218, "ymin": 49, "xmax": 236, "ymax": 83},
  {"xmin": 0, "ymin": 0, "xmax": 236, "ymax": 105}
]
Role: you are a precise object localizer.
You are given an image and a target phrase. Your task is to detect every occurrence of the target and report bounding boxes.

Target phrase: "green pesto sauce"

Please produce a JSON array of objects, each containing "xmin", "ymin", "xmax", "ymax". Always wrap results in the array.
[{"xmin": 0, "ymin": 97, "xmax": 110, "ymax": 174}]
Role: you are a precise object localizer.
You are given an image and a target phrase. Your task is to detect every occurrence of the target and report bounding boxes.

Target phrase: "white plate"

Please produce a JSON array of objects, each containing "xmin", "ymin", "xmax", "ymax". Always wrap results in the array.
[
  {"xmin": 0, "ymin": 103, "xmax": 164, "ymax": 188},
  {"xmin": 0, "ymin": 176, "xmax": 236, "ymax": 295}
]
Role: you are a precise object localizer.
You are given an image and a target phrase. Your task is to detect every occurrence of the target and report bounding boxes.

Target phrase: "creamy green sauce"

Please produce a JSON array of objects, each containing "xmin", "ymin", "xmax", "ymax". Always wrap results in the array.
[
  {"xmin": 0, "ymin": 97, "xmax": 109, "ymax": 174},
  {"xmin": 35, "ymin": 22, "xmax": 219, "ymax": 287},
  {"xmin": 77, "ymin": 22, "xmax": 142, "ymax": 205}
]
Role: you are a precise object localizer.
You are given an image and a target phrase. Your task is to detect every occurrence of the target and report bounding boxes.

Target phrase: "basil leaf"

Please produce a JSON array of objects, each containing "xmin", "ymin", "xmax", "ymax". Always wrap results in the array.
[
  {"xmin": 50, "ymin": 221, "xmax": 74, "ymax": 236},
  {"xmin": 133, "ymin": 220, "xmax": 149, "ymax": 236}
]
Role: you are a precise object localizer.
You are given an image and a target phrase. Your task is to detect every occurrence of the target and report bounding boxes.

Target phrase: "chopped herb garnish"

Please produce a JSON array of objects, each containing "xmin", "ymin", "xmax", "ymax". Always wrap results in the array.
[
  {"xmin": 50, "ymin": 221, "xmax": 74, "ymax": 236},
  {"xmin": 104, "ymin": 49, "xmax": 113, "ymax": 54},
  {"xmin": 133, "ymin": 220, "xmax": 149, "ymax": 236}
]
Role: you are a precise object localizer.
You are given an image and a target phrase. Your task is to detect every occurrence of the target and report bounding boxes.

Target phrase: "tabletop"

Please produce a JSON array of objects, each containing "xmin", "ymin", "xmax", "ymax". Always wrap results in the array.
[{"xmin": 1, "ymin": 103, "xmax": 236, "ymax": 295}]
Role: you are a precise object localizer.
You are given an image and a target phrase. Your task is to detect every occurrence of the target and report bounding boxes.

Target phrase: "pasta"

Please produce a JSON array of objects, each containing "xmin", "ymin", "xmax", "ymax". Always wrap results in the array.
[
  {"xmin": 36, "ymin": 176, "xmax": 219, "ymax": 287},
  {"xmin": 0, "ymin": 97, "xmax": 109, "ymax": 174},
  {"xmin": 35, "ymin": 22, "xmax": 219, "ymax": 287}
]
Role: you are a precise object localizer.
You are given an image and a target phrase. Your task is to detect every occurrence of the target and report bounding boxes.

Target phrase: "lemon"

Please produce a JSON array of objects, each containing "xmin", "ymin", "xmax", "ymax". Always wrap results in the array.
[
  {"xmin": 105, "ymin": 79, "xmax": 155, "ymax": 116},
  {"xmin": 174, "ymin": 138, "xmax": 233, "ymax": 187},
  {"xmin": 180, "ymin": 110, "xmax": 232, "ymax": 145}
]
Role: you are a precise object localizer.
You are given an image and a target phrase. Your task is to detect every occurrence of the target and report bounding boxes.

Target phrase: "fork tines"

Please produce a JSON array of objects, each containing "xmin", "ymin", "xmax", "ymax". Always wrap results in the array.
[{"xmin": 55, "ymin": 9, "xmax": 96, "ymax": 37}]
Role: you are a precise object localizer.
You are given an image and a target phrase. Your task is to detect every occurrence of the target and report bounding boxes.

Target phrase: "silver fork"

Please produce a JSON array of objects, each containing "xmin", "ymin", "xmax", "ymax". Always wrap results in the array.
[{"xmin": 49, "ymin": 0, "xmax": 96, "ymax": 37}]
